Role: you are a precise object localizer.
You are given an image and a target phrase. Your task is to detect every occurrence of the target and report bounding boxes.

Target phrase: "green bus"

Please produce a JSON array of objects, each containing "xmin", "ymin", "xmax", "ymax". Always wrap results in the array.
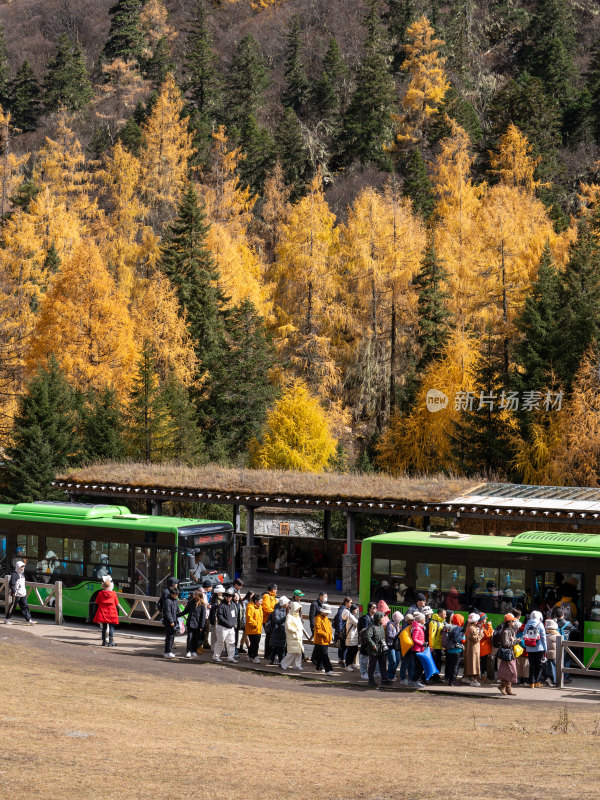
[
  {"xmin": 359, "ymin": 530, "xmax": 600, "ymax": 643},
  {"xmin": 0, "ymin": 501, "xmax": 234, "ymax": 619}
]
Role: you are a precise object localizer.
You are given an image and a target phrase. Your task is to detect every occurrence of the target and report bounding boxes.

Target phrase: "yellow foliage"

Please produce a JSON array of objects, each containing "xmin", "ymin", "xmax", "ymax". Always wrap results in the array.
[
  {"xmin": 392, "ymin": 16, "xmax": 449, "ymax": 147},
  {"xmin": 512, "ymin": 411, "xmax": 568, "ymax": 486},
  {"xmin": 26, "ymin": 240, "xmax": 139, "ymax": 399},
  {"xmin": 0, "ymin": 105, "xmax": 28, "ymax": 218},
  {"xmin": 261, "ymin": 161, "xmax": 291, "ymax": 262},
  {"xmin": 140, "ymin": 73, "xmax": 194, "ymax": 217},
  {"xmin": 94, "ymin": 58, "xmax": 147, "ymax": 128},
  {"xmin": 202, "ymin": 126, "xmax": 256, "ymax": 232},
  {"xmin": 249, "ymin": 380, "xmax": 337, "ymax": 472},
  {"xmin": 376, "ymin": 330, "xmax": 477, "ymax": 474},
  {"xmin": 489, "ymin": 124, "xmax": 543, "ymax": 193},
  {"xmin": 140, "ymin": 0, "xmax": 177, "ymax": 52}
]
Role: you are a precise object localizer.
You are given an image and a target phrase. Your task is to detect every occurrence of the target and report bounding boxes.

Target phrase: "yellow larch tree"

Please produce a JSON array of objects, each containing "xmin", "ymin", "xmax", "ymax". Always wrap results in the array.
[
  {"xmin": 272, "ymin": 171, "xmax": 343, "ymax": 402},
  {"xmin": 340, "ymin": 183, "xmax": 426, "ymax": 427},
  {"xmin": 432, "ymin": 118, "xmax": 486, "ymax": 329},
  {"xmin": 26, "ymin": 239, "xmax": 139, "ymax": 399},
  {"xmin": 376, "ymin": 329, "xmax": 477, "ymax": 474},
  {"xmin": 249, "ymin": 380, "xmax": 337, "ymax": 472},
  {"xmin": 260, "ymin": 160, "xmax": 291, "ymax": 264},
  {"xmin": 140, "ymin": 0, "xmax": 177, "ymax": 53},
  {"xmin": 392, "ymin": 16, "xmax": 449, "ymax": 148},
  {"xmin": 0, "ymin": 105, "xmax": 28, "ymax": 218},
  {"xmin": 139, "ymin": 72, "xmax": 194, "ymax": 222},
  {"xmin": 94, "ymin": 58, "xmax": 147, "ymax": 136},
  {"xmin": 512, "ymin": 409, "xmax": 568, "ymax": 486},
  {"xmin": 489, "ymin": 123, "xmax": 543, "ymax": 193},
  {"xmin": 199, "ymin": 128, "xmax": 271, "ymax": 317}
]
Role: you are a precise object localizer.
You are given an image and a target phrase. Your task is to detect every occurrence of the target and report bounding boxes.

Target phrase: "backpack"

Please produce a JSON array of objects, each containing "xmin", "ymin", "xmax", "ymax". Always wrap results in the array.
[
  {"xmin": 441, "ymin": 627, "xmax": 450, "ymax": 650},
  {"xmin": 523, "ymin": 623, "xmax": 541, "ymax": 648},
  {"xmin": 492, "ymin": 624, "xmax": 503, "ymax": 649}
]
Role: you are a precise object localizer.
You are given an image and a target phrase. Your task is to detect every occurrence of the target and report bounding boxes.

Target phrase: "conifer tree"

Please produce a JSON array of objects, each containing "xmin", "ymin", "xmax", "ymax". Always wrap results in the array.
[
  {"xmin": 249, "ymin": 380, "xmax": 337, "ymax": 472},
  {"xmin": 384, "ymin": 0, "xmax": 418, "ymax": 71},
  {"xmin": 101, "ymin": 0, "xmax": 147, "ymax": 66},
  {"xmin": 185, "ymin": 0, "xmax": 221, "ymax": 117},
  {"xmin": 512, "ymin": 242, "xmax": 562, "ymax": 393},
  {"xmin": 161, "ymin": 376, "xmax": 205, "ymax": 464},
  {"xmin": 3, "ymin": 358, "xmax": 81, "ymax": 502},
  {"xmin": 555, "ymin": 219, "xmax": 600, "ymax": 392},
  {"xmin": 80, "ymin": 387, "xmax": 126, "ymax": 462},
  {"xmin": 43, "ymin": 244, "xmax": 61, "ymax": 275},
  {"xmin": 43, "ymin": 35, "xmax": 93, "ymax": 113},
  {"xmin": 125, "ymin": 345, "xmax": 173, "ymax": 462},
  {"xmin": 282, "ymin": 16, "xmax": 309, "ymax": 115},
  {"xmin": 588, "ymin": 35, "xmax": 600, "ymax": 141},
  {"xmin": 225, "ymin": 34, "xmax": 269, "ymax": 138},
  {"xmin": 0, "ymin": 23, "xmax": 11, "ymax": 109},
  {"xmin": 311, "ymin": 38, "xmax": 348, "ymax": 123},
  {"xmin": 237, "ymin": 114, "xmax": 276, "ymax": 196},
  {"xmin": 450, "ymin": 331, "xmax": 513, "ymax": 477},
  {"xmin": 145, "ymin": 35, "xmax": 174, "ymax": 88},
  {"xmin": 275, "ymin": 107, "xmax": 308, "ymax": 198},
  {"xmin": 341, "ymin": 0, "xmax": 396, "ymax": 168},
  {"xmin": 414, "ymin": 235, "xmax": 452, "ymax": 372},
  {"xmin": 10, "ymin": 61, "xmax": 41, "ymax": 132},
  {"xmin": 402, "ymin": 148, "xmax": 435, "ymax": 219}
]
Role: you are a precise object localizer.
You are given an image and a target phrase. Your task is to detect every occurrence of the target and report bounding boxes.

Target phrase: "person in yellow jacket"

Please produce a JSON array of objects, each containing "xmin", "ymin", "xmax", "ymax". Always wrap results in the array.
[
  {"xmin": 428, "ymin": 609, "xmax": 446, "ymax": 681},
  {"xmin": 262, "ymin": 583, "xmax": 278, "ymax": 661},
  {"xmin": 313, "ymin": 604, "xmax": 334, "ymax": 675},
  {"xmin": 245, "ymin": 593, "xmax": 264, "ymax": 663}
]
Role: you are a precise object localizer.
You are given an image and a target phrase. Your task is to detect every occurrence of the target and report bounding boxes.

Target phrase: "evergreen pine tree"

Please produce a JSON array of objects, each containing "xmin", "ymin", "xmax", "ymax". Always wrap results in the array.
[
  {"xmin": 210, "ymin": 298, "xmax": 278, "ymax": 457},
  {"xmin": 450, "ymin": 330, "xmax": 512, "ymax": 477},
  {"xmin": 224, "ymin": 34, "xmax": 269, "ymax": 138},
  {"xmin": 118, "ymin": 99, "xmax": 151, "ymax": 155},
  {"xmin": 43, "ymin": 244, "xmax": 61, "ymax": 275},
  {"xmin": 413, "ymin": 236, "xmax": 452, "ymax": 372},
  {"xmin": 145, "ymin": 36, "xmax": 174, "ymax": 88},
  {"xmin": 81, "ymin": 387, "xmax": 126, "ymax": 462},
  {"xmin": 237, "ymin": 113, "xmax": 276, "ymax": 196},
  {"xmin": 311, "ymin": 38, "xmax": 348, "ymax": 121},
  {"xmin": 588, "ymin": 35, "xmax": 600, "ymax": 142},
  {"xmin": 340, "ymin": 0, "xmax": 397, "ymax": 169},
  {"xmin": 185, "ymin": 0, "xmax": 221, "ymax": 117},
  {"xmin": 402, "ymin": 148, "xmax": 435, "ymax": 219},
  {"xmin": 275, "ymin": 107, "xmax": 308, "ymax": 198},
  {"xmin": 0, "ymin": 23, "xmax": 11, "ymax": 109},
  {"xmin": 161, "ymin": 376, "xmax": 205, "ymax": 465},
  {"xmin": 43, "ymin": 35, "xmax": 93, "ymax": 113},
  {"xmin": 512, "ymin": 242, "xmax": 562, "ymax": 393},
  {"xmin": 125, "ymin": 345, "xmax": 173, "ymax": 462},
  {"xmin": 429, "ymin": 86, "xmax": 483, "ymax": 148},
  {"xmin": 3, "ymin": 358, "xmax": 81, "ymax": 502},
  {"xmin": 282, "ymin": 15, "xmax": 309, "ymax": 115},
  {"xmin": 100, "ymin": 0, "xmax": 146, "ymax": 66},
  {"xmin": 555, "ymin": 219, "xmax": 600, "ymax": 392},
  {"xmin": 10, "ymin": 60, "xmax": 41, "ymax": 132},
  {"xmin": 384, "ymin": 0, "xmax": 418, "ymax": 71}
]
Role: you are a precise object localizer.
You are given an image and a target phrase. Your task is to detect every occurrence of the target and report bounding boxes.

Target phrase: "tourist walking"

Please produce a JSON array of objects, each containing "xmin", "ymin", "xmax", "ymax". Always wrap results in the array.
[
  {"xmin": 245, "ymin": 593, "xmax": 263, "ymax": 663},
  {"xmin": 162, "ymin": 584, "xmax": 180, "ymax": 658},
  {"xmin": 281, "ymin": 601, "xmax": 304, "ymax": 670},
  {"xmin": 364, "ymin": 611, "xmax": 391, "ymax": 688},
  {"xmin": 385, "ymin": 611, "xmax": 403, "ymax": 680},
  {"xmin": 444, "ymin": 613, "xmax": 465, "ymax": 686},
  {"xmin": 93, "ymin": 575, "xmax": 119, "ymax": 647},
  {"xmin": 5, "ymin": 560, "xmax": 36, "ymax": 625},
  {"xmin": 180, "ymin": 589, "xmax": 207, "ymax": 658},
  {"xmin": 262, "ymin": 583, "xmax": 278, "ymax": 660},
  {"xmin": 213, "ymin": 588, "xmax": 238, "ymax": 663},
  {"xmin": 464, "ymin": 612, "xmax": 484, "ymax": 686},
  {"xmin": 342, "ymin": 603, "xmax": 359, "ymax": 671},
  {"xmin": 313, "ymin": 604, "xmax": 334, "ymax": 675},
  {"xmin": 496, "ymin": 613, "xmax": 519, "ymax": 695},
  {"xmin": 523, "ymin": 610, "xmax": 547, "ymax": 688},
  {"xmin": 358, "ymin": 602, "xmax": 376, "ymax": 679},
  {"xmin": 269, "ymin": 596, "xmax": 290, "ymax": 665}
]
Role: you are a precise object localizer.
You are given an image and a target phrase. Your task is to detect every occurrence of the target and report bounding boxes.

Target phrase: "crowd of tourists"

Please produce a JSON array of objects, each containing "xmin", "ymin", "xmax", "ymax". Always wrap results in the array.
[{"xmin": 6, "ymin": 561, "xmax": 575, "ymax": 695}]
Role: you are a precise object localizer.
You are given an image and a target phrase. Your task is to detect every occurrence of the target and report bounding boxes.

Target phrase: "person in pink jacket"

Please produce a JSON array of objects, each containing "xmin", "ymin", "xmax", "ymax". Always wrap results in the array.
[{"xmin": 409, "ymin": 612, "xmax": 426, "ymax": 687}]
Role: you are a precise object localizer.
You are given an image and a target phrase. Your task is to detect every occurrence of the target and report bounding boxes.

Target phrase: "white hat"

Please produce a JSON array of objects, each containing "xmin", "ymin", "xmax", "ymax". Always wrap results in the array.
[
  {"xmin": 545, "ymin": 619, "xmax": 558, "ymax": 630},
  {"xmin": 278, "ymin": 595, "xmax": 290, "ymax": 605},
  {"xmin": 15, "ymin": 560, "xmax": 25, "ymax": 570},
  {"xmin": 102, "ymin": 575, "xmax": 113, "ymax": 587},
  {"xmin": 467, "ymin": 612, "xmax": 480, "ymax": 623},
  {"xmin": 320, "ymin": 604, "xmax": 332, "ymax": 615},
  {"xmin": 290, "ymin": 601, "xmax": 302, "ymax": 613},
  {"xmin": 413, "ymin": 612, "xmax": 425, "ymax": 622},
  {"xmin": 381, "ymin": 581, "xmax": 390, "ymax": 587},
  {"xmin": 421, "ymin": 606, "xmax": 433, "ymax": 616},
  {"xmin": 46, "ymin": 551, "xmax": 58, "ymax": 559},
  {"xmin": 213, "ymin": 585, "xmax": 224, "ymax": 594}
]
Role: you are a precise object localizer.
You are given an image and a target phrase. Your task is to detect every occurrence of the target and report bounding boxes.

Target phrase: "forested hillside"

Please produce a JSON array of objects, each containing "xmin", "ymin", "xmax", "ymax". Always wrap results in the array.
[{"xmin": 1, "ymin": 0, "xmax": 600, "ymax": 497}]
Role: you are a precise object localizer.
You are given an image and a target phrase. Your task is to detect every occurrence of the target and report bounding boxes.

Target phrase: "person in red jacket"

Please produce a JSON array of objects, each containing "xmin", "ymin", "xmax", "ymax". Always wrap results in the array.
[
  {"xmin": 409, "ymin": 612, "xmax": 427, "ymax": 687},
  {"xmin": 93, "ymin": 575, "xmax": 120, "ymax": 647}
]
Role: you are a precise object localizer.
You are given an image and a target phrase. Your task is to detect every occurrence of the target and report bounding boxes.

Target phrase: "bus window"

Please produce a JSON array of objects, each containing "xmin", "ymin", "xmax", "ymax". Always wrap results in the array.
[
  {"xmin": 416, "ymin": 563, "xmax": 441, "ymax": 593},
  {"xmin": 15, "ymin": 535, "xmax": 39, "ymax": 575},
  {"xmin": 373, "ymin": 557, "xmax": 391, "ymax": 578},
  {"xmin": 440, "ymin": 564, "xmax": 466, "ymax": 610},
  {"xmin": 88, "ymin": 541, "xmax": 129, "ymax": 583},
  {"xmin": 134, "ymin": 547, "xmax": 151, "ymax": 595},
  {"xmin": 590, "ymin": 577, "xmax": 600, "ymax": 621},
  {"xmin": 45, "ymin": 537, "xmax": 84, "ymax": 578},
  {"xmin": 499, "ymin": 568, "xmax": 526, "ymax": 613},
  {"xmin": 156, "ymin": 548, "xmax": 172, "ymax": 594},
  {"xmin": 472, "ymin": 567, "xmax": 501, "ymax": 613}
]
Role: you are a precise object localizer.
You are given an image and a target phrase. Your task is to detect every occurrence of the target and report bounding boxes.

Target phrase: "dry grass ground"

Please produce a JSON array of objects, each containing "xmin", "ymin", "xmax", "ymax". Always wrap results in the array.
[
  {"xmin": 1, "ymin": 632, "xmax": 600, "ymax": 800},
  {"xmin": 59, "ymin": 462, "xmax": 480, "ymax": 504}
]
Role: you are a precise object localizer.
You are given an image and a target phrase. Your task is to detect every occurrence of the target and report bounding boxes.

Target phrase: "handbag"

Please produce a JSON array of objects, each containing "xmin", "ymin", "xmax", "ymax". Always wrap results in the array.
[
  {"xmin": 497, "ymin": 645, "xmax": 515, "ymax": 661},
  {"xmin": 513, "ymin": 643, "xmax": 524, "ymax": 658}
]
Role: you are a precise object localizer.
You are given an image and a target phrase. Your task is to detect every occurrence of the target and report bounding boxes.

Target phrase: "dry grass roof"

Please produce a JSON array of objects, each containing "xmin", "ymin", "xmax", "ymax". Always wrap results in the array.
[{"xmin": 59, "ymin": 463, "xmax": 482, "ymax": 504}]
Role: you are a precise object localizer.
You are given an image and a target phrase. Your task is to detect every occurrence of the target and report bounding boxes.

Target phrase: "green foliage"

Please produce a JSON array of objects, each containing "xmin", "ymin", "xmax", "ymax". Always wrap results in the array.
[
  {"xmin": 225, "ymin": 34, "xmax": 269, "ymax": 137},
  {"xmin": 80, "ymin": 387, "xmax": 126, "ymax": 462},
  {"xmin": 282, "ymin": 15, "xmax": 309, "ymax": 115},
  {"xmin": 145, "ymin": 36, "xmax": 174, "ymax": 88},
  {"xmin": 161, "ymin": 377, "xmax": 206, "ymax": 465},
  {"xmin": 3, "ymin": 358, "xmax": 81, "ymax": 502},
  {"xmin": 413, "ymin": 235, "xmax": 452, "ymax": 372},
  {"xmin": 185, "ymin": 0, "xmax": 221, "ymax": 117},
  {"xmin": 429, "ymin": 87, "xmax": 482, "ymax": 148},
  {"xmin": 237, "ymin": 113, "xmax": 276, "ymax": 196},
  {"xmin": 101, "ymin": 0, "xmax": 146, "ymax": 65},
  {"xmin": 0, "ymin": 23, "xmax": 11, "ymax": 109},
  {"xmin": 384, "ymin": 0, "xmax": 419, "ymax": 71},
  {"xmin": 311, "ymin": 38, "xmax": 349, "ymax": 122},
  {"xmin": 10, "ymin": 60, "xmax": 41, "ymax": 133},
  {"xmin": 588, "ymin": 36, "xmax": 600, "ymax": 141},
  {"xmin": 275, "ymin": 107, "xmax": 308, "ymax": 198},
  {"xmin": 43, "ymin": 35, "xmax": 93, "ymax": 113},
  {"xmin": 450, "ymin": 330, "xmax": 513, "ymax": 477},
  {"xmin": 402, "ymin": 148, "xmax": 435, "ymax": 219},
  {"xmin": 125, "ymin": 345, "xmax": 173, "ymax": 462}
]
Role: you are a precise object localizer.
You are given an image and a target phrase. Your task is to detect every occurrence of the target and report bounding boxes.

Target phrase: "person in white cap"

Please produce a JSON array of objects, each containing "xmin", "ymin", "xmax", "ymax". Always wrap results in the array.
[
  {"xmin": 464, "ymin": 612, "xmax": 484, "ymax": 686},
  {"xmin": 268, "ymin": 596, "xmax": 290, "ymax": 665},
  {"xmin": 6, "ymin": 560, "xmax": 36, "ymax": 625},
  {"xmin": 281, "ymin": 601, "xmax": 304, "ymax": 670},
  {"xmin": 313, "ymin": 604, "xmax": 334, "ymax": 675},
  {"xmin": 209, "ymin": 584, "xmax": 225, "ymax": 652},
  {"xmin": 213, "ymin": 587, "xmax": 238, "ymax": 663}
]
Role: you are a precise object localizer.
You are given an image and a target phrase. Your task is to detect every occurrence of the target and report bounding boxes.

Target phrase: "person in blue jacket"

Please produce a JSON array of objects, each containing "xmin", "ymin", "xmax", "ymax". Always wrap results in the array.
[{"xmin": 523, "ymin": 610, "xmax": 547, "ymax": 687}]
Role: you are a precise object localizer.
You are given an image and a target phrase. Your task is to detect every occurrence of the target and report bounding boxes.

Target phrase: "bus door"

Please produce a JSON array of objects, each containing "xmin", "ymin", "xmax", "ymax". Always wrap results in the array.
[
  {"xmin": 533, "ymin": 570, "xmax": 583, "ymax": 622},
  {"xmin": 134, "ymin": 546, "xmax": 152, "ymax": 595}
]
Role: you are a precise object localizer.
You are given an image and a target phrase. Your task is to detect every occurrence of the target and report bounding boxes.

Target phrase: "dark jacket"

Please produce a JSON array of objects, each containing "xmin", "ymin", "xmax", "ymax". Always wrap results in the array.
[
  {"xmin": 181, "ymin": 598, "xmax": 207, "ymax": 631},
  {"xmin": 270, "ymin": 605, "xmax": 288, "ymax": 647},
  {"xmin": 333, "ymin": 606, "xmax": 347, "ymax": 639},
  {"xmin": 209, "ymin": 598, "xmax": 221, "ymax": 626},
  {"xmin": 364, "ymin": 623, "xmax": 386, "ymax": 655},
  {"xmin": 216, "ymin": 601, "xmax": 237, "ymax": 629},
  {"xmin": 358, "ymin": 613, "xmax": 374, "ymax": 655},
  {"xmin": 162, "ymin": 596, "xmax": 180, "ymax": 628},
  {"xmin": 158, "ymin": 579, "xmax": 179, "ymax": 613},
  {"xmin": 309, "ymin": 599, "xmax": 323, "ymax": 633}
]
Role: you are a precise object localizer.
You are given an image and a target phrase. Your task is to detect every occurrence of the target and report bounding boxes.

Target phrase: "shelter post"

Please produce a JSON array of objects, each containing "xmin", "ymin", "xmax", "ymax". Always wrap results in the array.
[
  {"xmin": 233, "ymin": 504, "xmax": 241, "ymax": 533},
  {"xmin": 324, "ymin": 509, "xmax": 331, "ymax": 540},
  {"xmin": 343, "ymin": 512, "xmax": 358, "ymax": 594},
  {"xmin": 243, "ymin": 505, "xmax": 258, "ymax": 584}
]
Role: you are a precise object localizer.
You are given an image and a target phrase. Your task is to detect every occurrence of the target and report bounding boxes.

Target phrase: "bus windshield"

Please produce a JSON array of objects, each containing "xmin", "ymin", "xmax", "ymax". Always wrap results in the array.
[{"xmin": 177, "ymin": 525, "xmax": 232, "ymax": 586}]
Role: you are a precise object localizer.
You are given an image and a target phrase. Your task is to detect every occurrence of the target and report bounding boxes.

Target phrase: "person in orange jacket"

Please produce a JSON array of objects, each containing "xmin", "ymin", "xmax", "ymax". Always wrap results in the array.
[
  {"xmin": 313, "ymin": 604, "xmax": 334, "ymax": 675},
  {"xmin": 245, "ymin": 593, "xmax": 264, "ymax": 663},
  {"xmin": 478, "ymin": 612, "xmax": 494, "ymax": 682},
  {"xmin": 262, "ymin": 583, "xmax": 278, "ymax": 660}
]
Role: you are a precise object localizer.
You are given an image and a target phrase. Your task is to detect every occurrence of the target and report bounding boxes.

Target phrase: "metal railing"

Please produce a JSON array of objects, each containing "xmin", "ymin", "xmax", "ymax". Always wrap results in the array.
[
  {"xmin": 2, "ymin": 576, "xmax": 63, "ymax": 624},
  {"xmin": 557, "ymin": 638, "xmax": 600, "ymax": 689}
]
